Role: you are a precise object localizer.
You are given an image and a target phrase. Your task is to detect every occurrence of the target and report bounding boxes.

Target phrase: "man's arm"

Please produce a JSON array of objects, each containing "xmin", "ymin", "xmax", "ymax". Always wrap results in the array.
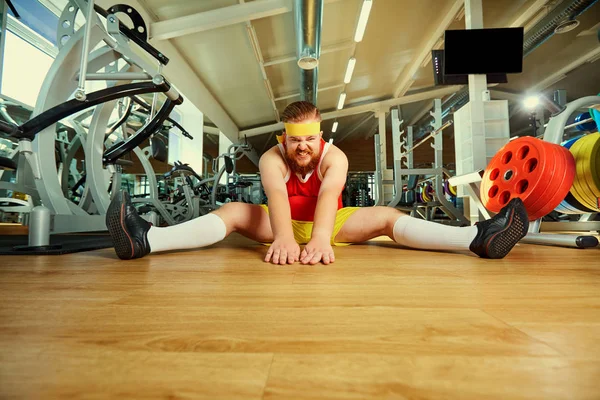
[
  {"xmin": 258, "ymin": 149, "xmax": 299, "ymax": 264},
  {"xmin": 311, "ymin": 148, "xmax": 349, "ymax": 241}
]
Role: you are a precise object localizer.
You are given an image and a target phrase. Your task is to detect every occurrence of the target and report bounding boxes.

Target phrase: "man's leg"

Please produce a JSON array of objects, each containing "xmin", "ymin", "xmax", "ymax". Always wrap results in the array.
[
  {"xmin": 334, "ymin": 198, "xmax": 529, "ymax": 258},
  {"xmin": 106, "ymin": 190, "xmax": 273, "ymax": 260}
]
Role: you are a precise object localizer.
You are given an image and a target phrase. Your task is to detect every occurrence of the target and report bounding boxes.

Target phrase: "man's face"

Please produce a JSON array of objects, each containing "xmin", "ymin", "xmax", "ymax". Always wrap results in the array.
[{"xmin": 284, "ymin": 122, "xmax": 322, "ymax": 176}]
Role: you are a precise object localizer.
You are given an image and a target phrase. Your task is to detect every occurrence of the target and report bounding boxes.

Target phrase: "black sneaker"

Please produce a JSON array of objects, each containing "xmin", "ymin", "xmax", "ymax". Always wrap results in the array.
[
  {"xmin": 469, "ymin": 197, "xmax": 529, "ymax": 259},
  {"xmin": 106, "ymin": 190, "xmax": 152, "ymax": 260}
]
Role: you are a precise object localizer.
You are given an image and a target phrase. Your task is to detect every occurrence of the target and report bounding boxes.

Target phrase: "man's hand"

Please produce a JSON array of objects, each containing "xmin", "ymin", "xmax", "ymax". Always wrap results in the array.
[
  {"xmin": 265, "ymin": 236, "xmax": 300, "ymax": 265},
  {"xmin": 300, "ymin": 237, "xmax": 335, "ymax": 265}
]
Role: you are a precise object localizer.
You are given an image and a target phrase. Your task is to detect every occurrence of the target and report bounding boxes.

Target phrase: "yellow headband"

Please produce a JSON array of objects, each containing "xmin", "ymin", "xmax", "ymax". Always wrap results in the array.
[{"xmin": 284, "ymin": 122, "xmax": 321, "ymax": 136}]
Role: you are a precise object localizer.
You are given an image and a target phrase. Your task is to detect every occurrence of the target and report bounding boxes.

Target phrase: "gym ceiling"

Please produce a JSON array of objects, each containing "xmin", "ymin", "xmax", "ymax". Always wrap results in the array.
[{"xmin": 88, "ymin": 0, "xmax": 600, "ymax": 159}]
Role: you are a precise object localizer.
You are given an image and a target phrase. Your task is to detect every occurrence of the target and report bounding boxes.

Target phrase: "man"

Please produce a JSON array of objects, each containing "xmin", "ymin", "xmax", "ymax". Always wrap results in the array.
[{"xmin": 106, "ymin": 101, "xmax": 529, "ymax": 263}]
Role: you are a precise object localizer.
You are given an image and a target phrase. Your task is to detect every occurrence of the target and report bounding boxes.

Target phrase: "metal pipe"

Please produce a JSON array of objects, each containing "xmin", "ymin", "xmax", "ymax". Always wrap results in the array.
[
  {"xmin": 543, "ymin": 117, "xmax": 594, "ymax": 129},
  {"xmin": 75, "ymin": 0, "xmax": 96, "ymax": 101},
  {"xmin": 79, "ymin": 72, "xmax": 152, "ymax": 81},
  {"xmin": 294, "ymin": 0, "xmax": 323, "ymax": 105},
  {"xmin": 523, "ymin": 0, "xmax": 599, "ymax": 57},
  {"xmin": 521, "ymin": 233, "xmax": 599, "ymax": 248}
]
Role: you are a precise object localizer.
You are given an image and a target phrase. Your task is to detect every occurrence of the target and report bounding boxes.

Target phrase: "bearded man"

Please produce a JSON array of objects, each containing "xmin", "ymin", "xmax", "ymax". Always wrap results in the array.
[{"xmin": 106, "ymin": 101, "xmax": 529, "ymax": 263}]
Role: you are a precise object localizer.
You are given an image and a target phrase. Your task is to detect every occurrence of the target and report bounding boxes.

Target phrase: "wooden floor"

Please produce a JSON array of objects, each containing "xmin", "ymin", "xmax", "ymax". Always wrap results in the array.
[{"xmin": 1, "ymin": 233, "xmax": 599, "ymax": 400}]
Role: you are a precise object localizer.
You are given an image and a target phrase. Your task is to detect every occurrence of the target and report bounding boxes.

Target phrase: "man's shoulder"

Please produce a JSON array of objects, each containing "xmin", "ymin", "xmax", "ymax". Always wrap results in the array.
[
  {"xmin": 260, "ymin": 144, "xmax": 283, "ymax": 161},
  {"xmin": 323, "ymin": 143, "xmax": 347, "ymax": 162},
  {"xmin": 320, "ymin": 142, "xmax": 348, "ymax": 173},
  {"xmin": 259, "ymin": 144, "xmax": 286, "ymax": 170}
]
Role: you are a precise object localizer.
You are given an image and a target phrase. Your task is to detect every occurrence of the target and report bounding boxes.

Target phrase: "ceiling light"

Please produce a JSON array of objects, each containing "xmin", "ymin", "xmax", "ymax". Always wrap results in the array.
[
  {"xmin": 332, "ymin": 121, "xmax": 338, "ymax": 132},
  {"xmin": 354, "ymin": 0, "xmax": 372, "ymax": 42},
  {"xmin": 337, "ymin": 92, "xmax": 346, "ymax": 110},
  {"xmin": 344, "ymin": 57, "xmax": 356, "ymax": 84},
  {"xmin": 524, "ymin": 95, "xmax": 540, "ymax": 110}
]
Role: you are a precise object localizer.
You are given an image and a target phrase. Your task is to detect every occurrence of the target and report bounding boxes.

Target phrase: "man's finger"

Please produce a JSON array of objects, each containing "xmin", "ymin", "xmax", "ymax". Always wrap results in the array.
[
  {"xmin": 300, "ymin": 248, "xmax": 307, "ymax": 260},
  {"xmin": 300, "ymin": 248, "xmax": 309, "ymax": 263},
  {"xmin": 288, "ymin": 252, "xmax": 296, "ymax": 264},
  {"xmin": 272, "ymin": 249, "xmax": 280, "ymax": 265},
  {"xmin": 301, "ymin": 248, "xmax": 315, "ymax": 264},
  {"xmin": 278, "ymin": 250, "xmax": 287, "ymax": 265},
  {"xmin": 310, "ymin": 252, "xmax": 322, "ymax": 265},
  {"xmin": 264, "ymin": 248, "xmax": 272, "ymax": 262}
]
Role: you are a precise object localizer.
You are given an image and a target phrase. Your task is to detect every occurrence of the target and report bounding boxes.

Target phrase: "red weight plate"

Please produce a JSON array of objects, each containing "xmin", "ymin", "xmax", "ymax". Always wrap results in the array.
[
  {"xmin": 529, "ymin": 144, "xmax": 576, "ymax": 220},
  {"xmin": 481, "ymin": 137, "xmax": 556, "ymax": 215},
  {"xmin": 523, "ymin": 141, "xmax": 564, "ymax": 220}
]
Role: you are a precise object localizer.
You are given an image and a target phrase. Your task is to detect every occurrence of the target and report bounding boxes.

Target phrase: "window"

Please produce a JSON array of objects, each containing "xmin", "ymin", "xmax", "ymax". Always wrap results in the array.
[
  {"xmin": 7, "ymin": 0, "xmax": 60, "ymax": 47},
  {"xmin": 137, "ymin": 175, "xmax": 150, "ymax": 196},
  {"xmin": 1, "ymin": 30, "xmax": 53, "ymax": 106}
]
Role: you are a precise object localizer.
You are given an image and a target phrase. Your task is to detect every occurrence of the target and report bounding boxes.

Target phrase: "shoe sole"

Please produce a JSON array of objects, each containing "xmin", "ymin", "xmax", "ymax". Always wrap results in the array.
[
  {"xmin": 484, "ymin": 200, "xmax": 529, "ymax": 259},
  {"xmin": 106, "ymin": 191, "xmax": 135, "ymax": 260}
]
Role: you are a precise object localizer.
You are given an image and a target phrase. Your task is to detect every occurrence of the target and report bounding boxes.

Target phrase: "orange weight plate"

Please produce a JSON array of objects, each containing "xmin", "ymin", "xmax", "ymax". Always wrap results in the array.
[
  {"xmin": 481, "ymin": 137, "xmax": 558, "ymax": 218},
  {"xmin": 522, "ymin": 141, "xmax": 563, "ymax": 219},
  {"xmin": 530, "ymin": 144, "xmax": 576, "ymax": 220}
]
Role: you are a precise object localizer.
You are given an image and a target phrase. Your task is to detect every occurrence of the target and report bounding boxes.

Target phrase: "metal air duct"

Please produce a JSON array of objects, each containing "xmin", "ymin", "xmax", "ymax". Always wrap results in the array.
[{"xmin": 293, "ymin": 0, "xmax": 323, "ymax": 105}]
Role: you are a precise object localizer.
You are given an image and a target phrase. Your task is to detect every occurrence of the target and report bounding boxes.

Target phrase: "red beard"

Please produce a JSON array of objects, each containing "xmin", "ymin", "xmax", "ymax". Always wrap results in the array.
[{"xmin": 285, "ymin": 147, "xmax": 320, "ymax": 178}]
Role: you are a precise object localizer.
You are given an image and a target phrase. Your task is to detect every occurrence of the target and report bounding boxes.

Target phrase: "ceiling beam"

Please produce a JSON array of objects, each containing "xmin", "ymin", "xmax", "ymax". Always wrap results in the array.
[
  {"xmin": 204, "ymin": 126, "xmax": 220, "ymax": 135},
  {"xmin": 321, "ymin": 85, "xmax": 461, "ymax": 120},
  {"xmin": 531, "ymin": 46, "xmax": 600, "ymax": 92},
  {"xmin": 274, "ymin": 82, "xmax": 344, "ymax": 102},
  {"xmin": 391, "ymin": 0, "xmax": 463, "ymax": 98},
  {"xmin": 151, "ymin": 0, "xmax": 291, "ymax": 41},
  {"xmin": 508, "ymin": 0, "xmax": 550, "ymax": 28},
  {"xmin": 240, "ymin": 0, "xmax": 280, "ymax": 122},
  {"xmin": 240, "ymin": 85, "xmax": 462, "ymax": 138},
  {"xmin": 489, "ymin": 89, "xmax": 523, "ymax": 103},
  {"xmin": 96, "ymin": 0, "xmax": 240, "ymax": 146},
  {"xmin": 150, "ymin": 0, "xmax": 345, "ymax": 41}
]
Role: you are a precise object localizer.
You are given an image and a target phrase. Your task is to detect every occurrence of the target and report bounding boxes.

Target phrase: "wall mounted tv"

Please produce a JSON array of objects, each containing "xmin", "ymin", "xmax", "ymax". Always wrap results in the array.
[
  {"xmin": 443, "ymin": 27, "xmax": 524, "ymax": 75},
  {"xmin": 432, "ymin": 50, "xmax": 507, "ymax": 85}
]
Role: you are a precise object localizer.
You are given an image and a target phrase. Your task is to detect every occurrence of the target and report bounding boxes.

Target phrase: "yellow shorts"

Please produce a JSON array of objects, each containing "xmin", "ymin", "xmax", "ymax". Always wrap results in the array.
[{"xmin": 259, "ymin": 204, "xmax": 360, "ymax": 246}]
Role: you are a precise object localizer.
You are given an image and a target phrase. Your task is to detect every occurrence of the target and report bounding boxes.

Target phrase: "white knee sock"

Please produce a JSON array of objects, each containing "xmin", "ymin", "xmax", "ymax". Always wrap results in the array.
[
  {"xmin": 146, "ymin": 213, "xmax": 227, "ymax": 253},
  {"xmin": 392, "ymin": 215, "xmax": 478, "ymax": 251}
]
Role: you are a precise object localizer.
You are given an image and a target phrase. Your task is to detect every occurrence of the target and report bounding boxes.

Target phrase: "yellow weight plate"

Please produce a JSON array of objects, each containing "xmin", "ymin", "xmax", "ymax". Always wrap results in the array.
[
  {"xmin": 568, "ymin": 136, "xmax": 594, "ymax": 210},
  {"xmin": 570, "ymin": 134, "xmax": 600, "ymax": 211},
  {"xmin": 581, "ymin": 133, "xmax": 600, "ymax": 209},
  {"xmin": 576, "ymin": 133, "xmax": 600, "ymax": 211}
]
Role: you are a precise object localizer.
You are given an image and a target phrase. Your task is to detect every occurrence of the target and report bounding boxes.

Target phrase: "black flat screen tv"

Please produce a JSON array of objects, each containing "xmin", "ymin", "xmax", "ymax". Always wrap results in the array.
[{"xmin": 443, "ymin": 27, "xmax": 524, "ymax": 75}]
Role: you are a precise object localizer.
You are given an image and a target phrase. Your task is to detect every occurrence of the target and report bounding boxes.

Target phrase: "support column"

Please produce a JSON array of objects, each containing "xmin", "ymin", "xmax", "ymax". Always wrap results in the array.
[
  {"xmin": 376, "ymin": 110, "xmax": 392, "ymax": 204},
  {"xmin": 464, "ymin": 0, "xmax": 487, "ymax": 223},
  {"xmin": 377, "ymin": 111, "xmax": 387, "ymax": 171},
  {"xmin": 430, "ymin": 99, "xmax": 442, "ymax": 168},
  {"xmin": 391, "ymin": 108, "xmax": 402, "ymax": 168},
  {"xmin": 405, "ymin": 126, "xmax": 413, "ymax": 168},
  {"xmin": 373, "ymin": 133, "xmax": 383, "ymax": 206},
  {"xmin": 391, "ymin": 108, "xmax": 402, "ymax": 197},
  {"xmin": 0, "ymin": 1, "xmax": 8, "ymax": 93}
]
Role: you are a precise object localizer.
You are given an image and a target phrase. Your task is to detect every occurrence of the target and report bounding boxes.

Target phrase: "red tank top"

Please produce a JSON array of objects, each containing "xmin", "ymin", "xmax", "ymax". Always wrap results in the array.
[{"xmin": 278, "ymin": 139, "xmax": 344, "ymax": 221}]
